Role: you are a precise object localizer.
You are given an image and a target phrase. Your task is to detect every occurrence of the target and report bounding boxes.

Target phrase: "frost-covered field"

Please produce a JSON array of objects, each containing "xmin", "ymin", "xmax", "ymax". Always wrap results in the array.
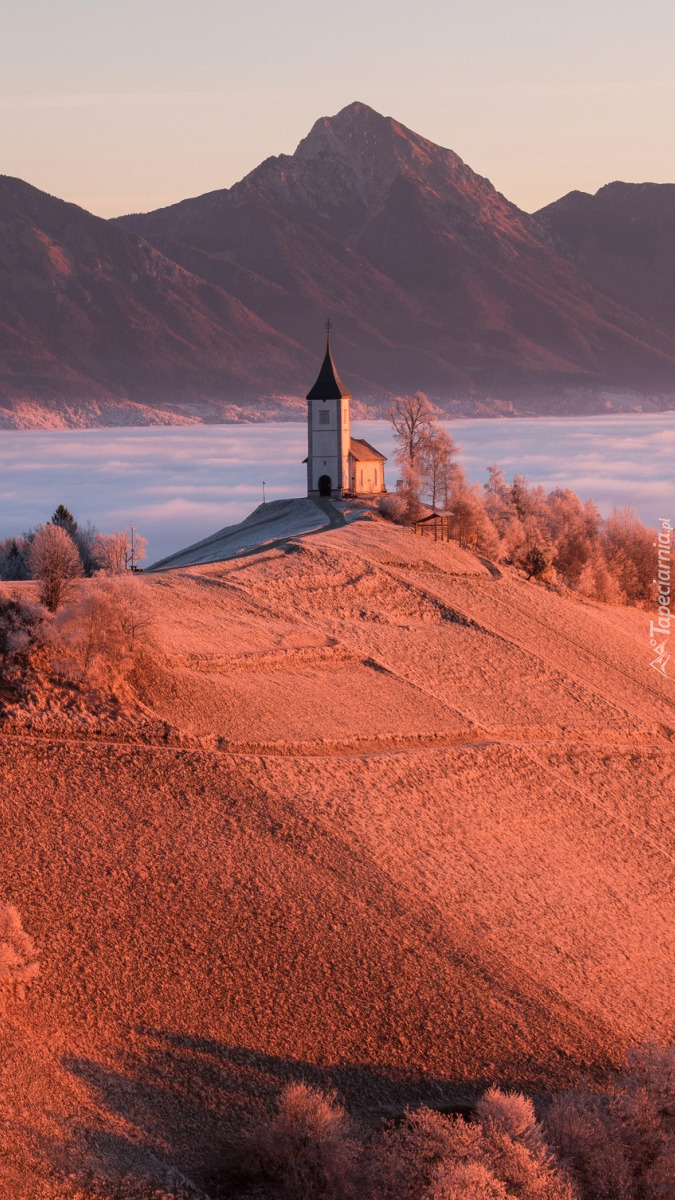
[
  {"xmin": 2, "ymin": 511, "xmax": 675, "ymax": 1197},
  {"xmin": 0, "ymin": 413, "xmax": 673, "ymax": 563}
]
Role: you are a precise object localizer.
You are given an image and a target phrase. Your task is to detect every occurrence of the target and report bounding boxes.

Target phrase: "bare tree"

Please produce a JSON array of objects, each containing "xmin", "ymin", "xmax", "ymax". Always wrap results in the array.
[
  {"xmin": 54, "ymin": 574, "xmax": 153, "ymax": 687},
  {"xmin": 27, "ymin": 524, "xmax": 83, "ymax": 611},
  {"xmin": 93, "ymin": 526, "xmax": 148, "ymax": 574},
  {"xmin": 421, "ymin": 426, "xmax": 459, "ymax": 510},
  {"xmin": 388, "ymin": 393, "xmax": 436, "ymax": 502},
  {"xmin": 94, "ymin": 529, "xmax": 130, "ymax": 574}
]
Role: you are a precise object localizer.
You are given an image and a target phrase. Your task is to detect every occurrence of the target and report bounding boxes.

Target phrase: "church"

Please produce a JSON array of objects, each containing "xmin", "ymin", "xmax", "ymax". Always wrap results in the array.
[{"xmin": 305, "ymin": 330, "xmax": 387, "ymax": 499}]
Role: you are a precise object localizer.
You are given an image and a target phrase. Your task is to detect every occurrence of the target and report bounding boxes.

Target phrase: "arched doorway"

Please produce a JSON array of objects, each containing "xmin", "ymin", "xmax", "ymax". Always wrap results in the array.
[{"xmin": 318, "ymin": 475, "xmax": 332, "ymax": 497}]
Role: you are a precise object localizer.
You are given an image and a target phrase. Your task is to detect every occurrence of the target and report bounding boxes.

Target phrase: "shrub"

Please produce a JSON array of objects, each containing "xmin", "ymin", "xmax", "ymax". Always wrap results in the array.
[
  {"xmin": 0, "ymin": 595, "xmax": 49, "ymax": 688},
  {"xmin": 521, "ymin": 545, "xmax": 550, "ymax": 580},
  {"xmin": 244, "ymin": 1082, "xmax": 361, "ymax": 1200},
  {"xmin": 51, "ymin": 575, "xmax": 152, "ymax": 689},
  {"xmin": 0, "ymin": 904, "xmax": 39, "ymax": 999},
  {"xmin": 378, "ymin": 494, "xmax": 410, "ymax": 524},
  {"xmin": 543, "ymin": 1048, "xmax": 675, "ymax": 1200},
  {"xmin": 371, "ymin": 1107, "xmax": 484, "ymax": 1200}
]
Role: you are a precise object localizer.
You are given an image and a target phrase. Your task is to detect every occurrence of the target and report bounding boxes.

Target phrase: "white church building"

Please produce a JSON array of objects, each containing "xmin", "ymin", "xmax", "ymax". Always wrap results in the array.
[{"xmin": 305, "ymin": 332, "xmax": 387, "ymax": 499}]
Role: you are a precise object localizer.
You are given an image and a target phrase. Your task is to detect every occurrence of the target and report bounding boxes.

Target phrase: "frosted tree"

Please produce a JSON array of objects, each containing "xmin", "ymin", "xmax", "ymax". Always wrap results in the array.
[
  {"xmin": 389, "ymin": 393, "xmax": 437, "ymax": 505},
  {"xmin": 93, "ymin": 526, "xmax": 147, "ymax": 574},
  {"xmin": 447, "ymin": 467, "xmax": 499, "ymax": 555},
  {"xmin": 94, "ymin": 529, "xmax": 131, "ymax": 574},
  {"xmin": 419, "ymin": 426, "xmax": 458, "ymax": 510},
  {"xmin": 27, "ymin": 523, "xmax": 83, "ymax": 611}
]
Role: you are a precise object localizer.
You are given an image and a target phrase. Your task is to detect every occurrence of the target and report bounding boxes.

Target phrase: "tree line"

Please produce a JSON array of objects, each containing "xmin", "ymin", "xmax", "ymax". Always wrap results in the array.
[
  {"xmin": 0, "ymin": 505, "xmax": 147, "ymax": 611},
  {"xmin": 386, "ymin": 393, "xmax": 665, "ymax": 607}
]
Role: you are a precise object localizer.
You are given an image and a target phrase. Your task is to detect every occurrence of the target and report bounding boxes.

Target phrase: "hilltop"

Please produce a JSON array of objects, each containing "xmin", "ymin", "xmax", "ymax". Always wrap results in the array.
[
  {"xmin": 1, "ymin": 509, "xmax": 674, "ymax": 1197},
  {"xmin": 3, "ymin": 103, "xmax": 675, "ymax": 426}
]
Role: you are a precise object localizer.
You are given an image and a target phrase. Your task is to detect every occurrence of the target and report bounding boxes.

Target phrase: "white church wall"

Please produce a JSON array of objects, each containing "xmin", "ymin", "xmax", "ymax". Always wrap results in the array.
[{"xmin": 308, "ymin": 397, "xmax": 349, "ymax": 495}]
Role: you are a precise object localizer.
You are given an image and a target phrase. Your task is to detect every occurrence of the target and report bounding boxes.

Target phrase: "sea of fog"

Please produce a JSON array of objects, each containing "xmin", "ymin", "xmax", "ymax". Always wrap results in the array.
[{"xmin": 1, "ymin": 414, "xmax": 674, "ymax": 566}]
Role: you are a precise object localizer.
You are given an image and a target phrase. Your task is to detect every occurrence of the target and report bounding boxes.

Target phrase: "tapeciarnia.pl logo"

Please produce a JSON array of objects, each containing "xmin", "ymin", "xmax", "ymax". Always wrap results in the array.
[{"xmin": 650, "ymin": 517, "xmax": 672, "ymax": 677}]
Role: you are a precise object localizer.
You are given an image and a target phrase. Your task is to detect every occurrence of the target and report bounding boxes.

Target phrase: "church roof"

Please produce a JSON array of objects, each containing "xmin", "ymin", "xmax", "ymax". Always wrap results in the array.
[
  {"xmin": 349, "ymin": 437, "xmax": 387, "ymax": 462},
  {"xmin": 306, "ymin": 337, "xmax": 351, "ymax": 400}
]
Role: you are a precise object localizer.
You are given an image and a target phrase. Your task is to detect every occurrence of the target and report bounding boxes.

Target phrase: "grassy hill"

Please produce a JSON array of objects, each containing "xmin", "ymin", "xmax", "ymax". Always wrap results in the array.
[{"xmin": 1, "ymin": 511, "xmax": 674, "ymax": 1197}]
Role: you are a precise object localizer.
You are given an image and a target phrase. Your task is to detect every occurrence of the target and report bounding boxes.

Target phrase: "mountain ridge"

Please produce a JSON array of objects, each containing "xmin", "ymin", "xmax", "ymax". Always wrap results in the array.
[{"xmin": 2, "ymin": 102, "xmax": 675, "ymax": 428}]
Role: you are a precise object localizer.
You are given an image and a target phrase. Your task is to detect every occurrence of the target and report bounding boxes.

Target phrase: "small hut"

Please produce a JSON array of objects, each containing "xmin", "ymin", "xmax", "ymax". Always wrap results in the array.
[{"xmin": 414, "ymin": 512, "xmax": 451, "ymax": 542}]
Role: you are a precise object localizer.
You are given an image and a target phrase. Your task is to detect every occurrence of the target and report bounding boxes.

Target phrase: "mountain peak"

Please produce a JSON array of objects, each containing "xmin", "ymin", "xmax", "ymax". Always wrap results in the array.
[
  {"xmin": 295, "ymin": 100, "xmax": 448, "ymax": 166},
  {"xmin": 291, "ymin": 100, "xmax": 480, "ymax": 217},
  {"xmin": 294, "ymin": 101, "xmax": 399, "ymax": 165}
]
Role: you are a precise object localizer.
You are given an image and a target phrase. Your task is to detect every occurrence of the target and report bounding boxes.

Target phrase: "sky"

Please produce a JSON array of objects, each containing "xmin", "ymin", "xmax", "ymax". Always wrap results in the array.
[
  {"xmin": 1, "ymin": 0, "xmax": 674, "ymax": 218},
  {"xmin": 1, "ymin": 416, "xmax": 673, "ymax": 564}
]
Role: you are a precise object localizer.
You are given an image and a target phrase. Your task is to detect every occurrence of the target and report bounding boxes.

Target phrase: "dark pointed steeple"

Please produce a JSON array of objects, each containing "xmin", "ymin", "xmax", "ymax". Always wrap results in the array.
[{"xmin": 306, "ymin": 323, "xmax": 351, "ymax": 400}]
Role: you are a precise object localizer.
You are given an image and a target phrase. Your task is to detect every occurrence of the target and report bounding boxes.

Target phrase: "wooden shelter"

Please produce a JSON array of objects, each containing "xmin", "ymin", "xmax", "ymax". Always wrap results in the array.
[{"xmin": 414, "ymin": 512, "xmax": 451, "ymax": 541}]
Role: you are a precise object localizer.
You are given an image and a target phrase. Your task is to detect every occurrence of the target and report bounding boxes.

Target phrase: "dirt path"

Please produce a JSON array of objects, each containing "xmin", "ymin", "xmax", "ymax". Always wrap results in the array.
[
  {"xmin": 1, "ymin": 723, "xmax": 672, "ymax": 760},
  {"xmin": 310, "ymin": 497, "xmax": 348, "ymax": 528}
]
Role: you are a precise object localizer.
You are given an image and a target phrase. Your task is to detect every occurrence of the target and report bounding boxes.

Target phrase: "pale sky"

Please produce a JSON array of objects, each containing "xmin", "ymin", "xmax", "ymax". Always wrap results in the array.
[{"xmin": 1, "ymin": 0, "xmax": 674, "ymax": 218}]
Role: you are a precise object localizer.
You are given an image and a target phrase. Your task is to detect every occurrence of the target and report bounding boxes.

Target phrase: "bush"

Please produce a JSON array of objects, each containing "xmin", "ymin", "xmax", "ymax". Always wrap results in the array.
[
  {"xmin": 0, "ymin": 904, "xmax": 39, "ymax": 999},
  {"xmin": 371, "ymin": 1107, "xmax": 484, "ymax": 1200},
  {"xmin": 378, "ymin": 494, "xmax": 410, "ymax": 524},
  {"xmin": 544, "ymin": 1046, "xmax": 675, "ymax": 1199},
  {"xmin": 0, "ymin": 595, "xmax": 49, "ymax": 689},
  {"xmin": 228, "ymin": 1055, "xmax": 675, "ymax": 1200},
  {"xmin": 51, "ymin": 575, "xmax": 152, "ymax": 690},
  {"xmin": 243, "ymin": 1082, "xmax": 361, "ymax": 1199}
]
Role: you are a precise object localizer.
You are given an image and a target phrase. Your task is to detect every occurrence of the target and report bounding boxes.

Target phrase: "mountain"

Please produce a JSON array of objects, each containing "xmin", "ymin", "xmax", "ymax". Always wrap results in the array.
[
  {"xmin": 2, "ymin": 104, "xmax": 675, "ymax": 427},
  {"xmin": 117, "ymin": 102, "xmax": 675, "ymax": 412},
  {"xmin": 0, "ymin": 175, "xmax": 312, "ymax": 428},
  {"xmin": 536, "ymin": 182, "xmax": 675, "ymax": 331}
]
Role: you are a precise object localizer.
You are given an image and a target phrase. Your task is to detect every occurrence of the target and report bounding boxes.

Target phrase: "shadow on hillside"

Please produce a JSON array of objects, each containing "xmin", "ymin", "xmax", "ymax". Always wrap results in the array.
[{"xmin": 63, "ymin": 1029, "xmax": 482, "ymax": 1194}]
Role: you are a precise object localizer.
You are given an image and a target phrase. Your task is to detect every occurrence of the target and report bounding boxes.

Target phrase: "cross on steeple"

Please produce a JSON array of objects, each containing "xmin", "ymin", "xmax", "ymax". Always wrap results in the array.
[{"xmin": 325, "ymin": 317, "xmax": 332, "ymax": 345}]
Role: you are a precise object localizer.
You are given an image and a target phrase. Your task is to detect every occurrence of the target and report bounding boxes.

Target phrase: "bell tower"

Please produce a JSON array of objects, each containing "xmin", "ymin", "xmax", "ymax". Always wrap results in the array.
[{"xmin": 306, "ymin": 323, "xmax": 351, "ymax": 499}]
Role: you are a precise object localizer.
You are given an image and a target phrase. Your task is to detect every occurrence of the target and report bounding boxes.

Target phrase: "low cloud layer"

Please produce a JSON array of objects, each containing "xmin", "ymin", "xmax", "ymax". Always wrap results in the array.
[{"xmin": 0, "ymin": 415, "xmax": 673, "ymax": 564}]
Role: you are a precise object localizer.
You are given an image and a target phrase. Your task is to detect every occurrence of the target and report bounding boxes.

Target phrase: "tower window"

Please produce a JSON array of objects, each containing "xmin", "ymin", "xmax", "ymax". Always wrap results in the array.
[{"xmin": 319, "ymin": 410, "xmax": 330, "ymax": 425}]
